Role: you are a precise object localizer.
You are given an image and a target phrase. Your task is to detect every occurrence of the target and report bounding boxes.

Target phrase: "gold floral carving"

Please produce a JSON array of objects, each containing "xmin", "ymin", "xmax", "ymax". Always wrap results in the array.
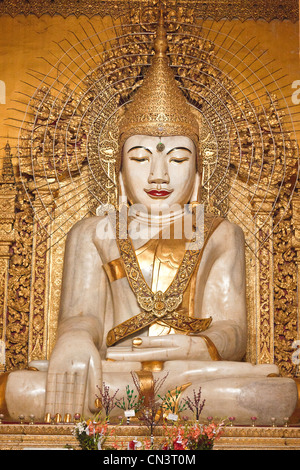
[
  {"xmin": 0, "ymin": 145, "xmax": 17, "ymax": 371},
  {"xmin": 0, "ymin": 0, "xmax": 297, "ymax": 22},
  {"xmin": 274, "ymin": 200, "xmax": 298, "ymax": 377},
  {"xmin": 0, "ymin": 259, "xmax": 8, "ymax": 372},
  {"xmin": 251, "ymin": 196, "xmax": 275, "ymax": 365},
  {"xmin": 4, "ymin": 187, "xmax": 33, "ymax": 370},
  {"xmin": 28, "ymin": 187, "xmax": 54, "ymax": 362}
]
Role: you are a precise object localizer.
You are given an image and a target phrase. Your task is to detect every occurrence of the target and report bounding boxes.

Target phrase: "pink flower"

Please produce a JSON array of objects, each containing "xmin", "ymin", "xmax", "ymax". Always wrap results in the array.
[
  {"xmin": 86, "ymin": 422, "xmax": 95, "ymax": 436},
  {"xmin": 143, "ymin": 439, "xmax": 152, "ymax": 450}
]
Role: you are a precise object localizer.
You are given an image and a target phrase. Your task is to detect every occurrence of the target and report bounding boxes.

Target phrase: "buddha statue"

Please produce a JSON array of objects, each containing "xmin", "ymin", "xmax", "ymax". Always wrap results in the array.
[{"xmin": 0, "ymin": 16, "xmax": 298, "ymax": 425}]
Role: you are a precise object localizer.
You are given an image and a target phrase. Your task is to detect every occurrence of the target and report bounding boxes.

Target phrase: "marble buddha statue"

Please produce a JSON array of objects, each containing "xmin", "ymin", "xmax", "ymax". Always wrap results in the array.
[{"xmin": 0, "ymin": 17, "xmax": 298, "ymax": 425}]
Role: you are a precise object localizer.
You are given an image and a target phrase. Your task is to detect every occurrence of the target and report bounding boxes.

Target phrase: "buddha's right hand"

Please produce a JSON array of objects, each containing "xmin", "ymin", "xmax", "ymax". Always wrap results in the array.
[{"xmin": 45, "ymin": 330, "xmax": 101, "ymax": 418}]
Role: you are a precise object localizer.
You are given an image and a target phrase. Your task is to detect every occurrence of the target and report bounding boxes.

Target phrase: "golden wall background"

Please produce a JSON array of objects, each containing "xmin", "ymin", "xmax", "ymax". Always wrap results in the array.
[
  {"xmin": 0, "ymin": 0, "xmax": 299, "ymax": 377},
  {"xmin": 0, "ymin": 13, "xmax": 299, "ymax": 154}
]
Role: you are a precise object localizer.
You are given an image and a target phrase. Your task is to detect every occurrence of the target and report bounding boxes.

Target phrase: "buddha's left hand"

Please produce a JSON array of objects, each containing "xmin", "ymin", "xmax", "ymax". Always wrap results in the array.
[{"xmin": 106, "ymin": 334, "xmax": 212, "ymax": 362}]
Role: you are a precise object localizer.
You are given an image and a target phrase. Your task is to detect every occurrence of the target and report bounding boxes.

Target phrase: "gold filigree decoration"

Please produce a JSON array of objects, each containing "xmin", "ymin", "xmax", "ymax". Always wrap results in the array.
[
  {"xmin": 230, "ymin": 94, "xmax": 298, "ymax": 188},
  {"xmin": 273, "ymin": 202, "xmax": 298, "ymax": 377},
  {"xmin": 119, "ymin": 15, "xmax": 200, "ymax": 153},
  {"xmin": 0, "ymin": 0, "xmax": 297, "ymax": 23},
  {"xmin": 106, "ymin": 213, "xmax": 221, "ymax": 346},
  {"xmin": 5, "ymin": 185, "xmax": 33, "ymax": 370},
  {"xmin": 19, "ymin": 85, "xmax": 87, "ymax": 179}
]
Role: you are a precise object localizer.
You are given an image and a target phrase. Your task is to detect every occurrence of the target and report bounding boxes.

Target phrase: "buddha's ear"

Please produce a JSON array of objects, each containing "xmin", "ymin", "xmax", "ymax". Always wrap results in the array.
[
  {"xmin": 118, "ymin": 172, "xmax": 127, "ymax": 202},
  {"xmin": 190, "ymin": 171, "xmax": 201, "ymax": 203}
]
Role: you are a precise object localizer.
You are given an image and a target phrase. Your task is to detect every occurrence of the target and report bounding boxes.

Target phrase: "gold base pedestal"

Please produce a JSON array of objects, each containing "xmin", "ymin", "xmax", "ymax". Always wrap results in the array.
[
  {"xmin": 215, "ymin": 425, "xmax": 300, "ymax": 450},
  {"xmin": 0, "ymin": 424, "xmax": 300, "ymax": 450}
]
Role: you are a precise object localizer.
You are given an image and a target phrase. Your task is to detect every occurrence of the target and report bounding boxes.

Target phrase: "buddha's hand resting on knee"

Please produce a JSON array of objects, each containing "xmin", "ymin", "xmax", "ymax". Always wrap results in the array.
[
  {"xmin": 106, "ymin": 334, "xmax": 212, "ymax": 362},
  {"xmin": 45, "ymin": 330, "xmax": 101, "ymax": 417}
]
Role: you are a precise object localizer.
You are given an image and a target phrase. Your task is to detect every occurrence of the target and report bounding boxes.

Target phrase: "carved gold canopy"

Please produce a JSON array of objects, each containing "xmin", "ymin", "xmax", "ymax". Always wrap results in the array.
[{"xmin": 0, "ymin": 0, "xmax": 299, "ymax": 378}]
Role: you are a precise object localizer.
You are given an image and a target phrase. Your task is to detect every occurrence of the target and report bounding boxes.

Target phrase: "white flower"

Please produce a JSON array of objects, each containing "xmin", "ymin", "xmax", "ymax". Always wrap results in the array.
[{"xmin": 73, "ymin": 421, "xmax": 87, "ymax": 435}]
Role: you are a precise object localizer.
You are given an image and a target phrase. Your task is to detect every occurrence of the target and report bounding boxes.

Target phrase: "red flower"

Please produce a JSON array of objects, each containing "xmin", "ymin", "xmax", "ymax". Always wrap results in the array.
[
  {"xmin": 174, "ymin": 441, "xmax": 185, "ymax": 450},
  {"xmin": 173, "ymin": 437, "xmax": 186, "ymax": 450},
  {"xmin": 128, "ymin": 440, "xmax": 136, "ymax": 450}
]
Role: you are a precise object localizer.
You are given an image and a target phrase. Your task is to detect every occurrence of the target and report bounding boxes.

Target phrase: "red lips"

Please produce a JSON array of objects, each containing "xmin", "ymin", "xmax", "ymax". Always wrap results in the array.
[{"xmin": 145, "ymin": 189, "xmax": 173, "ymax": 198}]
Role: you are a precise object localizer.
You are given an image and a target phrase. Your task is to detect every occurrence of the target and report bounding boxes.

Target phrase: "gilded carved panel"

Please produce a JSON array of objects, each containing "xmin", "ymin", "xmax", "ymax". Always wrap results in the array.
[{"xmin": 0, "ymin": 0, "xmax": 298, "ymax": 22}]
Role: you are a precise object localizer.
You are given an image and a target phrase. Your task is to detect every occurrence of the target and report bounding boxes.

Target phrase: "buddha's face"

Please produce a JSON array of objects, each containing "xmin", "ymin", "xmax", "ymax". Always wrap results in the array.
[{"xmin": 121, "ymin": 135, "xmax": 198, "ymax": 213}]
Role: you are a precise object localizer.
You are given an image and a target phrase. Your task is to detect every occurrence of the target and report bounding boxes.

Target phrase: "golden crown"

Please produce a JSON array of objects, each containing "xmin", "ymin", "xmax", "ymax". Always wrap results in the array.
[{"xmin": 119, "ymin": 13, "xmax": 200, "ymax": 150}]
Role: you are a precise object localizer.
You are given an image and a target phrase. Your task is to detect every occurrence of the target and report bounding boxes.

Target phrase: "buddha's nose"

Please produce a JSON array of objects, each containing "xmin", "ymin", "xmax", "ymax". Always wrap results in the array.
[{"xmin": 148, "ymin": 157, "xmax": 170, "ymax": 184}]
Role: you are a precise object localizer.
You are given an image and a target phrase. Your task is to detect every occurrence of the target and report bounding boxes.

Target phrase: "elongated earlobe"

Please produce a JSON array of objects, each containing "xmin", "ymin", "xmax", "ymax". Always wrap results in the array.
[
  {"xmin": 118, "ymin": 173, "xmax": 125, "ymax": 198},
  {"xmin": 189, "ymin": 172, "xmax": 201, "ymax": 203},
  {"xmin": 118, "ymin": 172, "xmax": 130, "ymax": 208}
]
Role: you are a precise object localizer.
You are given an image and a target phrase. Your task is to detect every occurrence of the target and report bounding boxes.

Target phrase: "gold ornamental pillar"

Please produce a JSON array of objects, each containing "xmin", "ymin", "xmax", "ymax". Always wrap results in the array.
[
  {"xmin": 290, "ymin": 192, "xmax": 300, "ymax": 423},
  {"xmin": 251, "ymin": 190, "xmax": 275, "ymax": 364},
  {"xmin": 28, "ymin": 178, "xmax": 58, "ymax": 363},
  {"xmin": 0, "ymin": 143, "xmax": 16, "ymax": 373},
  {"xmin": 292, "ymin": 193, "xmax": 300, "ymax": 353}
]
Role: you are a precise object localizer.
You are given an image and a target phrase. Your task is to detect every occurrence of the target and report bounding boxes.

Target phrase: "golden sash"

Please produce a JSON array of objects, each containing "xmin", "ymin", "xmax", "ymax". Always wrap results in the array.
[{"xmin": 106, "ymin": 213, "xmax": 223, "ymax": 346}]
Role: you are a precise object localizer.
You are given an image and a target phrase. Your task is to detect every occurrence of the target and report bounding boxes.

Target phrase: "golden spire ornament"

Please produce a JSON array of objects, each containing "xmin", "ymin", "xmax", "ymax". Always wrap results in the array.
[{"xmin": 119, "ymin": 12, "xmax": 200, "ymax": 150}]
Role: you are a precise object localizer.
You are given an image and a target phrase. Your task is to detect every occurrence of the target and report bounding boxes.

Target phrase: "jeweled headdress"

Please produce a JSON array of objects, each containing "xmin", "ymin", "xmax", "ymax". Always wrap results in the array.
[{"xmin": 119, "ymin": 13, "xmax": 200, "ymax": 152}]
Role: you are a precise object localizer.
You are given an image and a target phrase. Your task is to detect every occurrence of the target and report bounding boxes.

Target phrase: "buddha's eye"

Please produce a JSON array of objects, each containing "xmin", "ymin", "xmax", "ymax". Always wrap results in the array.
[
  {"xmin": 129, "ymin": 156, "xmax": 149, "ymax": 163},
  {"xmin": 169, "ymin": 157, "xmax": 190, "ymax": 164}
]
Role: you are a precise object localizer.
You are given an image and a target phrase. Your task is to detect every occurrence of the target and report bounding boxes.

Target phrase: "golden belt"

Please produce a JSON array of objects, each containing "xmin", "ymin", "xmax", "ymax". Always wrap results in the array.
[{"xmin": 106, "ymin": 307, "xmax": 212, "ymax": 346}]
